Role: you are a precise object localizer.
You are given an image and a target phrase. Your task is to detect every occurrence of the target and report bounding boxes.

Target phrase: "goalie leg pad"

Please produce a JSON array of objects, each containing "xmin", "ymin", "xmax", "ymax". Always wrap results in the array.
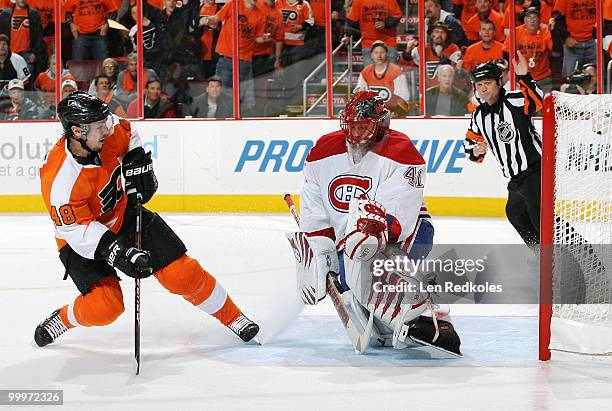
[{"xmin": 286, "ymin": 233, "xmax": 339, "ymax": 304}]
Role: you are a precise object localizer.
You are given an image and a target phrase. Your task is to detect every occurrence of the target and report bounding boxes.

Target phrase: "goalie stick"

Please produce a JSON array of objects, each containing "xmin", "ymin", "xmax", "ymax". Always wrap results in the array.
[{"xmin": 283, "ymin": 193, "xmax": 374, "ymax": 354}]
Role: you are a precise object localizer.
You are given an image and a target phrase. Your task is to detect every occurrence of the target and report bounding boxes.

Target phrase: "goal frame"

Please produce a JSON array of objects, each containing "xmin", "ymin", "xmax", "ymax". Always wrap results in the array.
[{"xmin": 539, "ymin": 93, "xmax": 555, "ymax": 361}]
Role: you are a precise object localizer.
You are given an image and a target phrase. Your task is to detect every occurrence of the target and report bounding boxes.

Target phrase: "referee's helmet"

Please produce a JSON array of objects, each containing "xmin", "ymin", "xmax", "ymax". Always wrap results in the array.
[{"xmin": 470, "ymin": 61, "xmax": 503, "ymax": 85}]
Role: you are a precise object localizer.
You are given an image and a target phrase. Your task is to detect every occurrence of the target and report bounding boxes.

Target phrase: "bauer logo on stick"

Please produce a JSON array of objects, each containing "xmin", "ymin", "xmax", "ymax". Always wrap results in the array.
[{"xmin": 328, "ymin": 175, "xmax": 372, "ymax": 212}]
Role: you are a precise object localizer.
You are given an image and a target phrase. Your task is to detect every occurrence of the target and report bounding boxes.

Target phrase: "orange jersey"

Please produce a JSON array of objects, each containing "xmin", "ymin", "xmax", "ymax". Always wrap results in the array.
[
  {"xmin": 357, "ymin": 63, "xmax": 410, "ymax": 105},
  {"xmin": 200, "ymin": 3, "xmax": 218, "ymax": 61},
  {"xmin": 40, "ymin": 115, "xmax": 141, "ymax": 257},
  {"xmin": 605, "ymin": 0, "xmax": 612, "ymax": 20},
  {"xmin": 501, "ymin": 1, "xmax": 552, "ymax": 32},
  {"xmin": 346, "ymin": 0, "xmax": 402, "ymax": 48},
  {"xmin": 64, "ymin": 0, "xmax": 118, "ymax": 34},
  {"xmin": 503, "ymin": 24, "xmax": 553, "ymax": 80},
  {"xmin": 276, "ymin": 0, "xmax": 314, "ymax": 46},
  {"xmin": 254, "ymin": 0, "xmax": 284, "ymax": 56},
  {"xmin": 308, "ymin": 0, "xmax": 325, "ymax": 27},
  {"xmin": 10, "ymin": 8, "xmax": 31, "ymax": 53},
  {"xmin": 465, "ymin": 10, "xmax": 505, "ymax": 43},
  {"xmin": 554, "ymin": 0, "xmax": 596, "ymax": 41},
  {"xmin": 35, "ymin": 70, "xmax": 77, "ymax": 105},
  {"xmin": 462, "ymin": 40, "xmax": 504, "ymax": 72},
  {"xmin": 215, "ymin": 0, "xmax": 266, "ymax": 62},
  {"xmin": 452, "ymin": 0, "xmax": 500, "ymax": 27},
  {"xmin": 29, "ymin": 0, "xmax": 54, "ymax": 30}
]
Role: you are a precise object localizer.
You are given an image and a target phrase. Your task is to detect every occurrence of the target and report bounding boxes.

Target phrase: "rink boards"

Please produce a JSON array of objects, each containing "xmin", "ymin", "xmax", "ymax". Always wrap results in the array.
[{"xmin": 0, "ymin": 118, "xmax": 543, "ymax": 215}]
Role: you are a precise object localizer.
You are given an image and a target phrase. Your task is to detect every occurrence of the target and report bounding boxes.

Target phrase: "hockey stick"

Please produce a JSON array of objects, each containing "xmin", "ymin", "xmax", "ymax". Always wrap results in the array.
[
  {"xmin": 283, "ymin": 194, "xmax": 374, "ymax": 354},
  {"xmin": 134, "ymin": 193, "xmax": 143, "ymax": 375}
]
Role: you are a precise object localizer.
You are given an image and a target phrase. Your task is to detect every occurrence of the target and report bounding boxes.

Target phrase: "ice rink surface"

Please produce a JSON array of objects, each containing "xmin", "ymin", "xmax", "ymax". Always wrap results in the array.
[{"xmin": 1, "ymin": 214, "xmax": 612, "ymax": 410}]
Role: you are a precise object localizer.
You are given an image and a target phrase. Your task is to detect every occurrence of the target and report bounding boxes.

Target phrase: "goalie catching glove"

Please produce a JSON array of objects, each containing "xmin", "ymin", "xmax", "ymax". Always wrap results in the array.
[
  {"xmin": 95, "ymin": 231, "xmax": 153, "ymax": 278},
  {"xmin": 343, "ymin": 197, "xmax": 388, "ymax": 261},
  {"xmin": 122, "ymin": 147, "xmax": 158, "ymax": 205}
]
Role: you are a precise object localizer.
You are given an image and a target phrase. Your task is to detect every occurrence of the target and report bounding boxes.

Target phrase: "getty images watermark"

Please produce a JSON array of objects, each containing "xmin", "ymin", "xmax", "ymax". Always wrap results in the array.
[{"xmin": 370, "ymin": 255, "xmax": 504, "ymax": 294}]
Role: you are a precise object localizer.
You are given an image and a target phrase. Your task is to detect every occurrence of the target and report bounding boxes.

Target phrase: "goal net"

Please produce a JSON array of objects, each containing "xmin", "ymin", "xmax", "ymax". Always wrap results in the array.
[{"xmin": 540, "ymin": 91, "xmax": 612, "ymax": 360}]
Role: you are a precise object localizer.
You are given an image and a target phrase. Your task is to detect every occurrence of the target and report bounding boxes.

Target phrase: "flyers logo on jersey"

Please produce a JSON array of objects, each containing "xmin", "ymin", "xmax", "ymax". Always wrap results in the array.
[
  {"xmin": 369, "ymin": 86, "xmax": 392, "ymax": 102},
  {"xmin": 328, "ymin": 175, "xmax": 372, "ymax": 212},
  {"xmin": 99, "ymin": 166, "xmax": 124, "ymax": 215}
]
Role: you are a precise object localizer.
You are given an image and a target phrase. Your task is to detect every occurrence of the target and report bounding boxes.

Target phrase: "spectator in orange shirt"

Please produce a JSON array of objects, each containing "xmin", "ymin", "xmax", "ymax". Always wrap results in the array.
[
  {"xmin": 0, "ymin": 0, "xmax": 47, "ymax": 79},
  {"xmin": 253, "ymin": 0, "xmax": 284, "ymax": 78},
  {"xmin": 462, "ymin": 19, "xmax": 504, "ymax": 72},
  {"xmin": 64, "ymin": 0, "xmax": 118, "ymax": 60},
  {"xmin": 34, "ymin": 53, "xmax": 76, "ymax": 107},
  {"xmin": 344, "ymin": 0, "xmax": 403, "ymax": 65},
  {"xmin": 277, "ymin": 0, "xmax": 314, "ymax": 66},
  {"xmin": 501, "ymin": 0, "xmax": 552, "ymax": 37},
  {"xmin": 453, "ymin": 0, "xmax": 499, "ymax": 28},
  {"xmin": 551, "ymin": 0, "xmax": 596, "ymax": 78},
  {"xmin": 503, "ymin": 6, "xmax": 553, "ymax": 91},
  {"xmin": 202, "ymin": 0, "xmax": 268, "ymax": 116},
  {"xmin": 465, "ymin": 0, "xmax": 505, "ymax": 43},
  {"xmin": 354, "ymin": 41, "xmax": 413, "ymax": 115},
  {"xmin": 199, "ymin": 0, "xmax": 220, "ymax": 79}
]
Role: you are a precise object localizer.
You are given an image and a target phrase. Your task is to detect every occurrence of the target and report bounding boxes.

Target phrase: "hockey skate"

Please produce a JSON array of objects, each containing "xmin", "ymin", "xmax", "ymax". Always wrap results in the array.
[
  {"xmin": 228, "ymin": 313, "xmax": 260, "ymax": 343},
  {"xmin": 405, "ymin": 316, "xmax": 462, "ymax": 357},
  {"xmin": 34, "ymin": 309, "xmax": 69, "ymax": 347}
]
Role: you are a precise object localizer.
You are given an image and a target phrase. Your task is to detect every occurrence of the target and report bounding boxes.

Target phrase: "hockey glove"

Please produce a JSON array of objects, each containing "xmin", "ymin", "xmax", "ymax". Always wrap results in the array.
[
  {"xmin": 343, "ymin": 197, "xmax": 388, "ymax": 261},
  {"xmin": 96, "ymin": 231, "xmax": 153, "ymax": 278},
  {"xmin": 122, "ymin": 147, "xmax": 158, "ymax": 205}
]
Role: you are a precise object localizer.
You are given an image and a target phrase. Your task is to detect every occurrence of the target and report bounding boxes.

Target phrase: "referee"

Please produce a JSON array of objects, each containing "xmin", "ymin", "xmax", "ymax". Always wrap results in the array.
[{"xmin": 463, "ymin": 51, "xmax": 544, "ymax": 248}]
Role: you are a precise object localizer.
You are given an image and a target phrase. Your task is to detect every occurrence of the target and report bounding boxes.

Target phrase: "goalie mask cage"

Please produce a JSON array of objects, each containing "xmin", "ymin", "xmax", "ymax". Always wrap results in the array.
[{"xmin": 540, "ymin": 92, "xmax": 612, "ymax": 360}]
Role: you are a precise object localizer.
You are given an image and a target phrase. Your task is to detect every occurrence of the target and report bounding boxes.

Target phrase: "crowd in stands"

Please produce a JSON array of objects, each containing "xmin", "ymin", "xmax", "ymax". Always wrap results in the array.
[{"xmin": 0, "ymin": 0, "xmax": 610, "ymax": 120}]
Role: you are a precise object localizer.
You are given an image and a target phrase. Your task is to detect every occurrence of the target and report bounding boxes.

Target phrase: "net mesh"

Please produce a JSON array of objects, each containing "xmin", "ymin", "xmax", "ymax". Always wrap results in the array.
[{"xmin": 551, "ymin": 92, "xmax": 612, "ymax": 328}]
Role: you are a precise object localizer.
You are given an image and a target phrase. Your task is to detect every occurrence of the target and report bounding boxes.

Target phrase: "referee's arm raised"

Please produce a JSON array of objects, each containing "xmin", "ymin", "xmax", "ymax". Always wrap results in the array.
[{"xmin": 513, "ymin": 50, "xmax": 544, "ymax": 116}]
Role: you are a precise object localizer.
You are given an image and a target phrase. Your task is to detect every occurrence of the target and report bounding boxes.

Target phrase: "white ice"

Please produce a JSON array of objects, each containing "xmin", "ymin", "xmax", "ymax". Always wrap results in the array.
[{"xmin": 1, "ymin": 214, "xmax": 611, "ymax": 410}]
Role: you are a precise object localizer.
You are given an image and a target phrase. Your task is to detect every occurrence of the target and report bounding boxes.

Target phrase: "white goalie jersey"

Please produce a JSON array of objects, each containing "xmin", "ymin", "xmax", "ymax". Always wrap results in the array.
[{"xmin": 300, "ymin": 129, "xmax": 430, "ymax": 249}]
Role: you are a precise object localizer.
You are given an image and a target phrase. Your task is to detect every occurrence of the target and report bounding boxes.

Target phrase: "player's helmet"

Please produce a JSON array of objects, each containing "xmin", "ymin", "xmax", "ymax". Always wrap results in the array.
[
  {"xmin": 340, "ymin": 90, "xmax": 391, "ymax": 146},
  {"xmin": 57, "ymin": 91, "xmax": 110, "ymax": 136},
  {"xmin": 470, "ymin": 61, "xmax": 503, "ymax": 85}
]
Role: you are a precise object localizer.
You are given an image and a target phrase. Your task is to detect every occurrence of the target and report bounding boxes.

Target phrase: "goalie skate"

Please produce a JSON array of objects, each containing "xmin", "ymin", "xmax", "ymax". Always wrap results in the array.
[{"xmin": 404, "ymin": 316, "xmax": 462, "ymax": 357}]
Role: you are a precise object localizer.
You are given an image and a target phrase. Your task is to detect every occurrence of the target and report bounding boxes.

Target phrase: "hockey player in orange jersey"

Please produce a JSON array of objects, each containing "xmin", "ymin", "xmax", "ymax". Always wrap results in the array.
[{"xmin": 34, "ymin": 92, "xmax": 259, "ymax": 347}]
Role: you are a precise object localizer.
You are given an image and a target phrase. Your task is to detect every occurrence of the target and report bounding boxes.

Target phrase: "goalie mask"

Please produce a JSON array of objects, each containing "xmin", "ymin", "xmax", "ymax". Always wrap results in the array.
[{"xmin": 340, "ymin": 91, "xmax": 391, "ymax": 146}]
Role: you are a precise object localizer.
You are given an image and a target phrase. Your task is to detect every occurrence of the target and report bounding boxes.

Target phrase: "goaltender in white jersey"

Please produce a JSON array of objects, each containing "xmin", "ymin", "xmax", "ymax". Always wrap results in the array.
[{"xmin": 289, "ymin": 91, "xmax": 461, "ymax": 356}]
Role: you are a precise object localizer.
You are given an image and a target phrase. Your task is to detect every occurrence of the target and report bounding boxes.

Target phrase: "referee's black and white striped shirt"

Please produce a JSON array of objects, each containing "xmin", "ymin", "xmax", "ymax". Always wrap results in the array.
[{"xmin": 463, "ymin": 73, "xmax": 544, "ymax": 179}]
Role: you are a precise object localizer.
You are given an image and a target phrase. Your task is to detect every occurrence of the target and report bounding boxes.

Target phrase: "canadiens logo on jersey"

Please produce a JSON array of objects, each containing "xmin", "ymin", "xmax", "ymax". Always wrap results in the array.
[{"xmin": 328, "ymin": 175, "xmax": 372, "ymax": 212}]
